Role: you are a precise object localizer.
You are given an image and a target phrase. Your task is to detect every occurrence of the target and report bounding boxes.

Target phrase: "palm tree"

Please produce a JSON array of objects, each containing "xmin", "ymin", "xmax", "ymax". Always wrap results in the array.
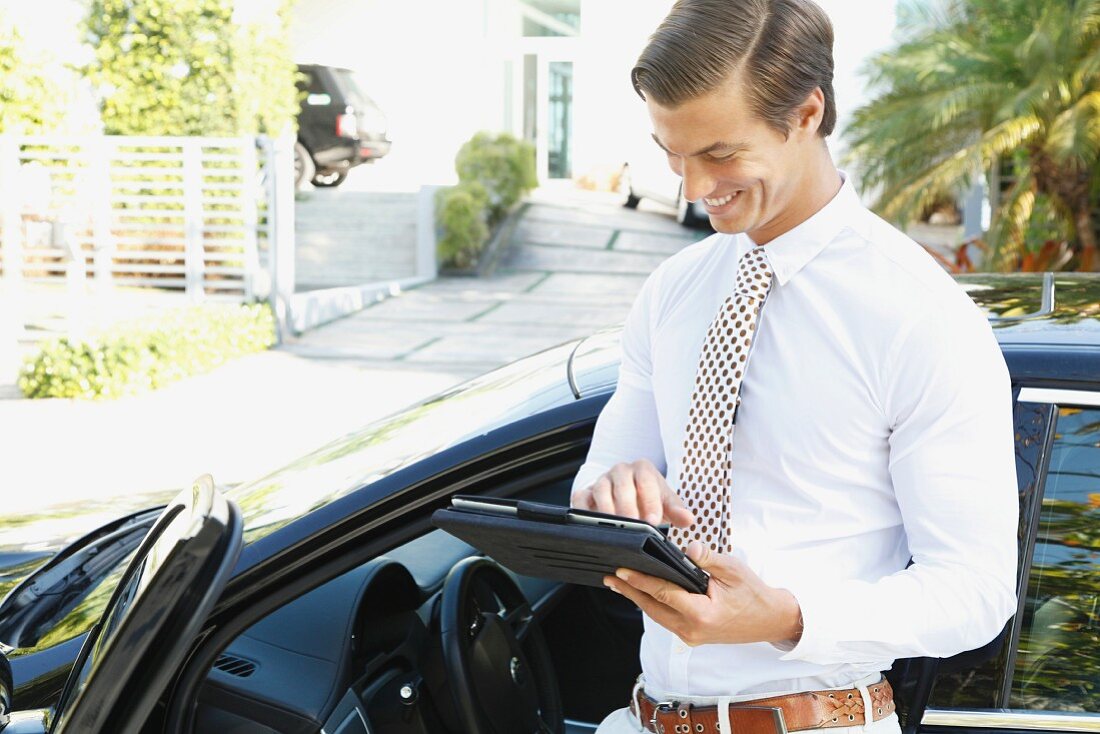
[{"xmin": 844, "ymin": 0, "xmax": 1100, "ymax": 272}]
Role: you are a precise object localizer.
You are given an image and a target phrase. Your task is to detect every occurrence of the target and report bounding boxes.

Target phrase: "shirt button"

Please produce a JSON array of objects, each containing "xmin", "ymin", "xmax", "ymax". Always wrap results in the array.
[{"xmin": 673, "ymin": 642, "xmax": 687, "ymax": 654}]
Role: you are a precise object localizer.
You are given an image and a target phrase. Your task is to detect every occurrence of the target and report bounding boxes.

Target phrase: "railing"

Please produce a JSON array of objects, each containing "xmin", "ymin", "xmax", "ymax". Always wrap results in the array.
[{"xmin": 0, "ymin": 134, "xmax": 278, "ymax": 302}]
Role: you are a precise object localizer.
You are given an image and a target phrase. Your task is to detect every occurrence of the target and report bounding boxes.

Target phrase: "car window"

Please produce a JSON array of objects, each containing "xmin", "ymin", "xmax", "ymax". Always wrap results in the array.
[
  {"xmin": 331, "ymin": 68, "xmax": 370, "ymax": 109},
  {"xmin": 925, "ymin": 398, "xmax": 1052, "ymax": 709},
  {"xmin": 1008, "ymin": 405, "xmax": 1100, "ymax": 712},
  {"xmin": 306, "ymin": 68, "xmax": 325, "ymax": 95}
]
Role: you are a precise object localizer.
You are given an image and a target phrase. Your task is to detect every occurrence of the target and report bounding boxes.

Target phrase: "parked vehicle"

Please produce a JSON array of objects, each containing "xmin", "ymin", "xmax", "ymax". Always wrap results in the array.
[
  {"xmin": 619, "ymin": 151, "xmax": 710, "ymax": 228},
  {"xmin": 295, "ymin": 63, "xmax": 392, "ymax": 189},
  {"xmin": 1, "ymin": 273, "xmax": 1098, "ymax": 733}
]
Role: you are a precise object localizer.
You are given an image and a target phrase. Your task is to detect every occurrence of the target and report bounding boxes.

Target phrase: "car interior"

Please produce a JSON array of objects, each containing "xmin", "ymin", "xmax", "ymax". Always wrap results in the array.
[
  {"xmin": 194, "ymin": 478, "xmax": 634, "ymax": 734},
  {"xmin": 192, "ymin": 475, "xmax": 930, "ymax": 734}
]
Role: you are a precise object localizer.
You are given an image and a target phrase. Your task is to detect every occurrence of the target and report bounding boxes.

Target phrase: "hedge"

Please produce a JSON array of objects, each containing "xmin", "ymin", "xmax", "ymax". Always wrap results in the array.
[
  {"xmin": 436, "ymin": 181, "xmax": 490, "ymax": 270},
  {"xmin": 19, "ymin": 303, "xmax": 276, "ymax": 400},
  {"xmin": 437, "ymin": 132, "xmax": 537, "ymax": 269}
]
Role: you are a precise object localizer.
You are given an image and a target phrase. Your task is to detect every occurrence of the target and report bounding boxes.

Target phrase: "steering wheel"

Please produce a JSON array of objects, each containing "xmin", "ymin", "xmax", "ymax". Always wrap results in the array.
[{"xmin": 439, "ymin": 557, "xmax": 564, "ymax": 734}]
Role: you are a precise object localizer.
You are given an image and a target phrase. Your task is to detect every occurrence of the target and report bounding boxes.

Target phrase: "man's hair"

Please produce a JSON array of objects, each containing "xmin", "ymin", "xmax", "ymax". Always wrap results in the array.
[{"xmin": 631, "ymin": 0, "xmax": 837, "ymax": 138}]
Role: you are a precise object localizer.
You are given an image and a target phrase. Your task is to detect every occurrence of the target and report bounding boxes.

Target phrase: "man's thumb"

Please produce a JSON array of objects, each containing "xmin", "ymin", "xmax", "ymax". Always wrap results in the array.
[{"xmin": 686, "ymin": 540, "xmax": 722, "ymax": 571}]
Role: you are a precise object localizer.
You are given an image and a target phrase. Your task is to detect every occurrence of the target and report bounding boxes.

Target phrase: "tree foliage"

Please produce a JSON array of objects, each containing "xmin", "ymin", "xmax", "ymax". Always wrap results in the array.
[
  {"xmin": 83, "ymin": 0, "xmax": 299, "ymax": 137},
  {"xmin": 0, "ymin": 14, "xmax": 68, "ymax": 134},
  {"xmin": 845, "ymin": 0, "xmax": 1100, "ymax": 272}
]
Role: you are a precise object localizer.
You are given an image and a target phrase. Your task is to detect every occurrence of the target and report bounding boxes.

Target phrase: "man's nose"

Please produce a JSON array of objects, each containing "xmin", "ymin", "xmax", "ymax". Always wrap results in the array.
[{"xmin": 679, "ymin": 158, "xmax": 715, "ymax": 203}]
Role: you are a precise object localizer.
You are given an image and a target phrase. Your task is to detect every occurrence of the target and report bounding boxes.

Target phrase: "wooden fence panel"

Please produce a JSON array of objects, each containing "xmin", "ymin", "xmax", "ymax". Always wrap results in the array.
[{"xmin": 0, "ymin": 134, "xmax": 273, "ymax": 301}]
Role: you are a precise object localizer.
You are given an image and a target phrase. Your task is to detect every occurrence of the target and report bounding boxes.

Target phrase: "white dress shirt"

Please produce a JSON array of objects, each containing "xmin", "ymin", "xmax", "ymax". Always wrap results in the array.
[{"xmin": 571, "ymin": 174, "xmax": 1019, "ymax": 698}]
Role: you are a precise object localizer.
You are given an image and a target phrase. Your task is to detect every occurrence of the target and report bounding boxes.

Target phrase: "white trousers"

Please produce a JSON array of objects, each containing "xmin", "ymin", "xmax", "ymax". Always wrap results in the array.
[{"xmin": 595, "ymin": 671, "xmax": 902, "ymax": 734}]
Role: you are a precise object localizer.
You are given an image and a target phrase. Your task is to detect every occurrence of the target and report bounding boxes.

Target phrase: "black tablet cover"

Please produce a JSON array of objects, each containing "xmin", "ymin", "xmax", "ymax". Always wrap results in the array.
[{"xmin": 431, "ymin": 498, "xmax": 709, "ymax": 594}]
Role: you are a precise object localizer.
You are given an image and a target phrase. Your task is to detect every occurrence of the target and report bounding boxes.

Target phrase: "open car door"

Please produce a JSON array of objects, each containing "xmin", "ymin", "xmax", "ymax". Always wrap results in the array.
[{"xmin": 45, "ymin": 475, "xmax": 242, "ymax": 734}]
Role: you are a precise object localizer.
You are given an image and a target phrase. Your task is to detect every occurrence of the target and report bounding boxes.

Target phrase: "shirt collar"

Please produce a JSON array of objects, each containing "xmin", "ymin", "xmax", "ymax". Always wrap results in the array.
[{"xmin": 750, "ymin": 171, "xmax": 860, "ymax": 287}]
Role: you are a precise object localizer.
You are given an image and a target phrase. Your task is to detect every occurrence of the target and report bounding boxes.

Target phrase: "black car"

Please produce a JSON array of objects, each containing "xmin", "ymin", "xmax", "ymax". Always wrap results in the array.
[
  {"xmin": 1, "ymin": 273, "xmax": 1098, "ymax": 733},
  {"xmin": 295, "ymin": 64, "xmax": 392, "ymax": 189}
]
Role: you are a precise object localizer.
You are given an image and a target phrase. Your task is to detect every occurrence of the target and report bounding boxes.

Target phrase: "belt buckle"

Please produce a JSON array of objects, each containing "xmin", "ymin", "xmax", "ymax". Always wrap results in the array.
[
  {"xmin": 735, "ymin": 705, "xmax": 789, "ymax": 734},
  {"xmin": 650, "ymin": 700, "xmax": 677, "ymax": 733}
]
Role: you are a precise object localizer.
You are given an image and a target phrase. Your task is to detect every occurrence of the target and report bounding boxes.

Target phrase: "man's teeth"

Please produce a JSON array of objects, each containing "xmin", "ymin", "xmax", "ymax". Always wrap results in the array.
[{"xmin": 704, "ymin": 192, "xmax": 738, "ymax": 206}]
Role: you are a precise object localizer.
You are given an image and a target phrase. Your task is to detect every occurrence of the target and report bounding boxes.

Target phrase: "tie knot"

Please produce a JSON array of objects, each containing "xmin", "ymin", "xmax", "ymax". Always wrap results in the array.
[{"xmin": 736, "ymin": 246, "xmax": 773, "ymax": 299}]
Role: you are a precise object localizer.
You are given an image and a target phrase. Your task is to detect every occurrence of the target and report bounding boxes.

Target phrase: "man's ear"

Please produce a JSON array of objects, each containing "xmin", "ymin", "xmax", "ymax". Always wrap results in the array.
[{"xmin": 793, "ymin": 87, "xmax": 826, "ymax": 139}]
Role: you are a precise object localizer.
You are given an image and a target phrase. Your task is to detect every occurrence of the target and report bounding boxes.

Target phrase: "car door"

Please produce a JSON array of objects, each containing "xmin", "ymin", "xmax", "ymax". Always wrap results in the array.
[
  {"xmin": 917, "ymin": 386, "xmax": 1100, "ymax": 732},
  {"xmin": 45, "ymin": 475, "xmax": 242, "ymax": 734}
]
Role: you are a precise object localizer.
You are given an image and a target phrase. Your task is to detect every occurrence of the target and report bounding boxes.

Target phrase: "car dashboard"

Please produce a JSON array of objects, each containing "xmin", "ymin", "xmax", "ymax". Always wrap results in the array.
[{"xmin": 196, "ymin": 529, "xmax": 567, "ymax": 734}]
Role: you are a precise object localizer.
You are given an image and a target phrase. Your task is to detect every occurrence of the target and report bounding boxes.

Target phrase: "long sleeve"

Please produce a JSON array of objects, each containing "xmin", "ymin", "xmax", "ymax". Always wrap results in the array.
[
  {"xmin": 774, "ymin": 299, "xmax": 1019, "ymax": 665},
  {"xmin": 571, "ymin": 269, "xmax": 667, "ymax": 497}
]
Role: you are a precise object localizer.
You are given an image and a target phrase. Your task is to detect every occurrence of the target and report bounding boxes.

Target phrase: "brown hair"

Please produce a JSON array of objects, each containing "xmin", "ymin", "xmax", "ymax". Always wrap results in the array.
[{"xmin": 631, "ymin": 0, "xmax": 837, "ymax": 138}]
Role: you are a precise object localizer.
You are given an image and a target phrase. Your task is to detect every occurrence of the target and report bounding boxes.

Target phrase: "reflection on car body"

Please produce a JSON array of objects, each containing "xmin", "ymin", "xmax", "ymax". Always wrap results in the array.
[{"xmin": 0, "ymin": 273, "xmax": 1098, "ymax": 733}]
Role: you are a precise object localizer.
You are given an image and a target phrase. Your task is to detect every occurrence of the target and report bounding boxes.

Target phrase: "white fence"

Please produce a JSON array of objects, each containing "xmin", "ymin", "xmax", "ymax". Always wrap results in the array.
[{"xmin": 0, "ymin": 134, "xmax": 281, "ymax": 302}]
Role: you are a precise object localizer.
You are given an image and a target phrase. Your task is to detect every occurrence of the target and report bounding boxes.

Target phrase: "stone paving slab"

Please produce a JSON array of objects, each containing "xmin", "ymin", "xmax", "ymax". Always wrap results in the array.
[
  {"xmin": 529, "ymin": 272, "xmax": 648, "ymax": 297},
  {"xmin": 414, "ymin": 271, "xmax": 548, "ymax": 294},
  {"xmin": 501, "ymin": 242, "xmax": 669, "ymax": 275},
  {"xmin": 513, "ymin": 220, "xmax": 614, "ymax": 249},
  {"xmin": 343, "ymin": 291, "xmax": 495, "ymax": 321},
  {"xmin": 475, "ymin": 300, "xmax": 632, "ymax": 329},
  {"xmin": 614, "ymin": 229, "xmax": 701, "ymax": 255}
]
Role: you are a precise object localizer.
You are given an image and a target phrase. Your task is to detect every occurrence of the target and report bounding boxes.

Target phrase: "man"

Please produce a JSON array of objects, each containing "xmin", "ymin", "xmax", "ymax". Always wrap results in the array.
[{"xmin": 569, "ymin": 1, "xmax": 1020, "ymax": 733}]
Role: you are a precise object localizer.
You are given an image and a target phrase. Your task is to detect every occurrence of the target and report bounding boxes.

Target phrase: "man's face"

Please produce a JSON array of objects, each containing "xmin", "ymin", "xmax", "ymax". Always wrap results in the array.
[{"xmin": 645, "ymin": 73, "xmax": 821, "ymax": 244}]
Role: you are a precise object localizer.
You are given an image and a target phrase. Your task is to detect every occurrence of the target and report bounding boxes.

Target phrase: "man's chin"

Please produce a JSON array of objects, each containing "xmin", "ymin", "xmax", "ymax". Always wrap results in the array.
[{"xmin": 707, "ymin": 215, "xmax": 750, "ymax": 235}]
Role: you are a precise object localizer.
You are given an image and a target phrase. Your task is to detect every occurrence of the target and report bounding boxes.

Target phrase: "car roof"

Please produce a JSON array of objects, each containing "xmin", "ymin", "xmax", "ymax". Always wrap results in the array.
[{"xmin": 957, "ymin": 273, "xmax": 1100, "ymax": 347}]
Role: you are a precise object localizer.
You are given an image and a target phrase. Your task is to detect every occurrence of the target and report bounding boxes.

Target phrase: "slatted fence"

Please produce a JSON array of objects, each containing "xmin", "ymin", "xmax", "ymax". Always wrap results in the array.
[{"xmin": 0, "ymin": 135, "xmax": 275, "ymax": 301}]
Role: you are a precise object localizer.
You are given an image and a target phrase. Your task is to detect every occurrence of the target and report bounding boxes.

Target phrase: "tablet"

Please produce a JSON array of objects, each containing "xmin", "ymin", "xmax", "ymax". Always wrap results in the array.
[{"xmin": 431, "ymin": 495, "xmax": 710, "ymax": 594}]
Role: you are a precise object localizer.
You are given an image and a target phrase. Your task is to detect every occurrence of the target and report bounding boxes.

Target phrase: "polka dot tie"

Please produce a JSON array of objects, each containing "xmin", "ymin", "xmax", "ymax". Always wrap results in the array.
[{"xmin": 668, "ymin": 245, "xmax": 774, "ymax": 554}]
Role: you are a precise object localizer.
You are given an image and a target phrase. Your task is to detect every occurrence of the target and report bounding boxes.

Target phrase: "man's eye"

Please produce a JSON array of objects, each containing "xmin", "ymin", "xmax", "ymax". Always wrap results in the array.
[{"xmin": 708, "ymin": 154, "xmax": 736, "ymax": 164}]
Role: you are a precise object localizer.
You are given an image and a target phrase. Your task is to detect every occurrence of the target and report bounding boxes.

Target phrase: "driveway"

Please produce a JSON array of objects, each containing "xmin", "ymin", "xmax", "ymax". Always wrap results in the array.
[{"xmin": 282, "ymin": 185, "xmax": 705, "ymax": 378}]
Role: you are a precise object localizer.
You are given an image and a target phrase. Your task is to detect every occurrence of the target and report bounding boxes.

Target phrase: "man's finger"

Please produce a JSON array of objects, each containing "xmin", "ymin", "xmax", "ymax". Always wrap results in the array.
[
  {"xmin": 570, "ymin": 487, "xmax": 593, "ymax": 511},
  {"xmin": 604, "ymin": 464, "xmax": 635, "ymax": 516},
  {"xmin": 614, "ymin": 567, "xmax": 696, "ymax": 612},
  {"xmin": 604, "ymin": 575, "xmax": 682, "ymax": 631},
  {"xmin": 591, "ymin": 475, "xmax": 616, "ymax": 514},
  {"xmin": 612, "ymin": 476, "xmax": 641, "ymax": 520},
  {"xmin": 632, "ymin": 464, "xmax": 665, "ymax": 526},
  {"xmin": 662, "ymin": 488, "xmax": 696, "ymax": 528}
]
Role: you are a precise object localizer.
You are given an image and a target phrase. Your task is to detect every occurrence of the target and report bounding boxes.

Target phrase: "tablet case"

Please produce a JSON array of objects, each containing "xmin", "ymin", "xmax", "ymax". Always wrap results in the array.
[{"xmin": 431, "ymin": 499, "xmax": 709, "ymax": 594}]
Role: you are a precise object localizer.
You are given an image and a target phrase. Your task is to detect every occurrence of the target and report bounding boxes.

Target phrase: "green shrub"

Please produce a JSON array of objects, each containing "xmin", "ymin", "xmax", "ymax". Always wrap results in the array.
[
  {"xmin": 19, "ymin": 303, "xmax": 276, "ymax": 400},
  {"xmin": 436, "ymin": 181, "xmax": 490, "ymax": 269},
  {"xmin": 454, "ymin": 132, "xmax": 537, "ymax": 225}
]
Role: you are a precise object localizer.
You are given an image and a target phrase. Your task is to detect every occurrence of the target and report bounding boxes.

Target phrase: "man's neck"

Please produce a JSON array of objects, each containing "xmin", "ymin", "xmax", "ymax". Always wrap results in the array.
[{"xmin": 749, "ymin": 151, "xmax": 842, "ymax": 246}]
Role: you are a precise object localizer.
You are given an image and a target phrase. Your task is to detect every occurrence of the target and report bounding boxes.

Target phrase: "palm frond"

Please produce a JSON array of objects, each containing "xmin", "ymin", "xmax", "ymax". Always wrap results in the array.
[
  {"xmin": 876, "ymin": 115, "xmax": 1043, "ymax": 223},
  {"xmin": 1044, "ymin": 91, "xmax": 1100, "ymax": 166}
]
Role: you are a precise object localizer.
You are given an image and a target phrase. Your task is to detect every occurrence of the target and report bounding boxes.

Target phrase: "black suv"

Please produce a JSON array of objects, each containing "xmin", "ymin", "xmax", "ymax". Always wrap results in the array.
[{"xmin": 294, "ymin": 64, "xmax": 391, "ymax": 188}]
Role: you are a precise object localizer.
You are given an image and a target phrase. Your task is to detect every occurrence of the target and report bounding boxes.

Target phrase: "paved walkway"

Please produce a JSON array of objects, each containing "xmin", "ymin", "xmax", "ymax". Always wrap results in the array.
[{"xmin": 0, "ymin": 185, "xmax": 701, "ymax": 548}]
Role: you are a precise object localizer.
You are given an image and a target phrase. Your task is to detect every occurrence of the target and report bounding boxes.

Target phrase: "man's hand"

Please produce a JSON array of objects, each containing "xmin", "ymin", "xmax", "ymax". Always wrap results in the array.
[
  {"xmin": 604, "ymin": 540, "xmax": 804, "ymax": 647},
  {"xmin": 570, "ymin": 459, "xmax": 695, "ymax": 527}
]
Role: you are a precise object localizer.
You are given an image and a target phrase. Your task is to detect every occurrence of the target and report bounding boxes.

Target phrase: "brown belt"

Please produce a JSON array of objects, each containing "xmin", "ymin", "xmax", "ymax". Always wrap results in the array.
[{"xmin": 631, "ymin": 677, "xmax": 895, "ymax": 734}]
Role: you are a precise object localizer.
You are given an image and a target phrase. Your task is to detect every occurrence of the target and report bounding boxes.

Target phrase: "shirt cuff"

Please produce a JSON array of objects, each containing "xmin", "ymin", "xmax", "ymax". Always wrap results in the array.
[{"xmin": 771, "ymin": 581, "xmax": 832, "ymax": 664}]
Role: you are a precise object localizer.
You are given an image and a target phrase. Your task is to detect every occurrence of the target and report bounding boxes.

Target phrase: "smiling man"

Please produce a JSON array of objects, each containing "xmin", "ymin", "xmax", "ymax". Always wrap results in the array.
[{"xmin": 569, "ymin": 1, "xmax": 1020, "ymax": 733}]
